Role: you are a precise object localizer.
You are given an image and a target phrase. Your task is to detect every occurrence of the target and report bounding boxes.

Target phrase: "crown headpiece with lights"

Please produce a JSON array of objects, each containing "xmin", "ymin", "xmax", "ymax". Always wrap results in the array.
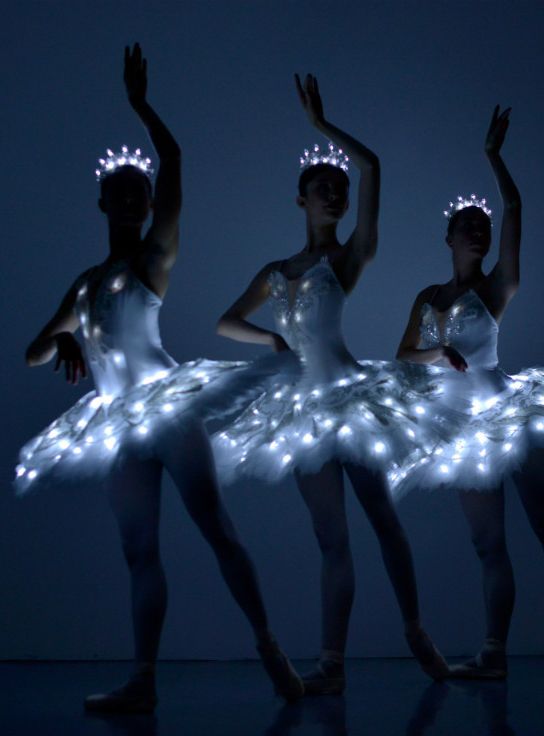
[
  {"xmin": 95, "ymin": 146, "xmax": 154, "ymax": 181},
  {"xmin": 299, "ymin": 142, "xmax": 349, "ymax": 172},
  {"xmin": 443, "ymin": 194, "xmax": 492, "ymax": 221}
]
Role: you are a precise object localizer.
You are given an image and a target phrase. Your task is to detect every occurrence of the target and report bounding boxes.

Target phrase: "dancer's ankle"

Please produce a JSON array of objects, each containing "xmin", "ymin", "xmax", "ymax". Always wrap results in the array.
[
  {"xmin": 133, "ymin": 661, "xmax": 156, "ymax": 680},
  {"xmin": 483, "ymin": 637, "xmax": 506, "ymax": 654},
  {"xmin": 255, "ymin": 629, "xmax": 276, "ymax": 649},
  {"xmin": 404, "ymin": 618, "xmax": 422, "ymax": 637},
  {"xmin": 320, "ymin": 649, "xmax": 345, "ymax": 666}
]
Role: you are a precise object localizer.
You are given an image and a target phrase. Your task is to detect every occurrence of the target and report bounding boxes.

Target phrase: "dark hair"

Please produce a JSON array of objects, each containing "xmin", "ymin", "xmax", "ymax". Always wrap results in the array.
[
  {"xmin": 298, "ymin": 163, "xmax": 350, "ymax": 197},
  {"xmin": 100, "ymin": 165, "xmax": 153, "ymax": 198},
  {"xmin": 446, "ymin": 206, "xmax": 491, "ymax": 238}
]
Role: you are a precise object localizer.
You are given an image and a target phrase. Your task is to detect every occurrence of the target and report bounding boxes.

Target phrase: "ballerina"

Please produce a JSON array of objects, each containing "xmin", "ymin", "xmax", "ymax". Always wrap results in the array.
[
  {"xmin": 213, "ymin": 73, "xmax": 451, "ymax": 694},
  {"xmin": 396, "ymin": 106, "xmax": 543, "ymax": 678},
  {"xmin": 17, "ymin": 44, "xmax": 303, "ymax": 711}
]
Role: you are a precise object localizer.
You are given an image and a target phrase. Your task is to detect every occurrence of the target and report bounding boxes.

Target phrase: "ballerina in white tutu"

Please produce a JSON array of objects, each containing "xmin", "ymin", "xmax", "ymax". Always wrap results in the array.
[
  {"xmin": 17, "ymin": 44, "xmax": 303, "ymax": 711},
  {"xmin": 214, "ymin": 73, "xmax": 451, "ymax": 694},
  {"xmin": 396, "ymin": 106, "xmax": 543, "ymax": 678}
]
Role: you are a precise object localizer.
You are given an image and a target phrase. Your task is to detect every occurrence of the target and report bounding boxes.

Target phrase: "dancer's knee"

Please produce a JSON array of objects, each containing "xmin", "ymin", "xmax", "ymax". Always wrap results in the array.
[
  {"xmin": 470, "ymin": 527, "xmax": 508, "ymax": 565},
  {"xmin": 121, "ymin": 531, "xmax": 161, "ymax": 570},
  {"xmin": 314, "ymin": 524, "xmax": 351, "ymax": 560}
]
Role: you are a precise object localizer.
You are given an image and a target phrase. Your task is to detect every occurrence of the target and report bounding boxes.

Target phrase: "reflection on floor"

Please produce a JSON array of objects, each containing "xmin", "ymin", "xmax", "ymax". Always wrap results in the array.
[{"xmin": 1, "ymin": 658, "xmax": 541, "ymax": 735}]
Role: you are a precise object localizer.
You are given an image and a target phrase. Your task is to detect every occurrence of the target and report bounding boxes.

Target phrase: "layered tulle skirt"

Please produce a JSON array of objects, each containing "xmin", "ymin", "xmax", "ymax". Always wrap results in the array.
[{"xmin": 15, "ymin": 353, "xmax": 299, "ymax": 495}]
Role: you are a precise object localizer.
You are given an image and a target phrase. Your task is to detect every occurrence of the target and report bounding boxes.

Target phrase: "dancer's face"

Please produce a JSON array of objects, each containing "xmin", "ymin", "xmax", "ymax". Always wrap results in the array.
[
  {"xmin": 99, "ymin": 167, "xmax": 153, "ymax": 226},
  {"xmin": 446, "ymin": 207, "xmax": 491, "ymax": 259},
  {"xmin": 297, "ymin": 170, "xmax": 349, "ymax": 225}
]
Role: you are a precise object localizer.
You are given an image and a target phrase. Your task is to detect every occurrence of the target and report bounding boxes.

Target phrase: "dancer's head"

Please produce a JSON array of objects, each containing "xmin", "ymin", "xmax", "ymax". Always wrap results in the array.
[
  {"xmin": 297, "ymin": 163, "xmax": 350, "ymax": 225},
  {"xmin": 96, "ymin": 147, "xmax": 154, "ymax": 226},
  {"xmin": 444, "ymin": 196, "xmax": 492, "ymax": 260},
  {"xmin": 99, "ymin": 166, "xmax": 153, "ymax": 226}
]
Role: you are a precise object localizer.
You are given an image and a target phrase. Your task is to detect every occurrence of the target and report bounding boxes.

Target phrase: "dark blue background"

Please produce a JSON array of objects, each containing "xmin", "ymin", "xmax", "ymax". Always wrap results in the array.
[{"xmin": 2, "ymin": 1, "xmax": 543, "ymax": 660}]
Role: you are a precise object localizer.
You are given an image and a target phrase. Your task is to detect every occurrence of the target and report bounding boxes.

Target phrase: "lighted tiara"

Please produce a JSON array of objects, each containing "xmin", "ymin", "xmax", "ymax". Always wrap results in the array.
[
  {"xmin": 300, "ymin": 142, "xmax": 349, "ymax": 172},
  {"xmin": 443, "ymin": 194, "xmax": 492, "ymax": 220},
  {"xmin": 95, "ymin": 146, "xmax": 154, "ymax": 181}
]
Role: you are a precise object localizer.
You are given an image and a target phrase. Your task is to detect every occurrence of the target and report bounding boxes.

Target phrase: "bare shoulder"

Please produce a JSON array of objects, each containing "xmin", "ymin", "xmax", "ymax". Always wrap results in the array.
[
  {"xmin": 412, "ymin": 284, "xmax": 441, "ymax": 309},
  {"xmin": 64, "ymin": 267, "xmax": 96, "ymax": 298},
  {"xmin": 256, "ymin": 259, "xmax": 284, "ymax": 280}
]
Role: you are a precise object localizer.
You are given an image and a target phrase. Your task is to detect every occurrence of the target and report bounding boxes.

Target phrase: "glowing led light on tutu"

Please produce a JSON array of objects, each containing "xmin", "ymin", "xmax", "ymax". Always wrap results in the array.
[
  {"xmin": 300, "ymin": 142, "xmax": 349, "ymax": 172},
  {"xmin": 443, "ymin": 194, "xmax": 492, "ymax": 220},
  {"xmin": 95, "ymin": 146, "xmax": 154, "ymax": 181}
]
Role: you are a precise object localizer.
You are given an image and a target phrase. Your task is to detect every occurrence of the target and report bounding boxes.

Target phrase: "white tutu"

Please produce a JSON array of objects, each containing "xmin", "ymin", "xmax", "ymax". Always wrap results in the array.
[
  {"xmin": 15, "ymin": 259, "xmax": 297, "ymax": 494},
  {"xmin": 212, "ymin": 257, "xmax": 466, "ymax": 485},
  {"xmin": 390, "ymin": 289, "xmax": 544, "ymax": 497}
]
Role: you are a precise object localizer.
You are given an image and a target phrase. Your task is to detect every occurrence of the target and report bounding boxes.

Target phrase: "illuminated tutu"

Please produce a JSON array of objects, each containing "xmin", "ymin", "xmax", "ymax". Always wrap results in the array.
[
  {"xmin": 15, "ymin": 260, "xmax": 297, "ymax": 494},
  {"xmin": 389, "ymin": 289, "xmax": 544, "ymax": 497},
  {"xmin": 211, "ymin": 257, "xmax": 467, "ymax": 484}
]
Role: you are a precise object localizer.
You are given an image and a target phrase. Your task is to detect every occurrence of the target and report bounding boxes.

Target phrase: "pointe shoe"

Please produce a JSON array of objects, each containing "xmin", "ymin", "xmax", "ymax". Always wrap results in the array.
[
  {"xmin": 301, "ymin": 659, "xmax": 346, "ymax": 696},
  {"xmin": 448, "ymin": 649, "xmax": 507, "ymax": 680},
  {"xmin": 257, "ymin": 640, "xmax": 304, "ymax": 701},
  {"xmin": 84, "ymin": 675, "xmax": 158, "ymax": 714},
  {"xmin": 405, "ymin": 627, "xmax": 450, "ymax": 681}
]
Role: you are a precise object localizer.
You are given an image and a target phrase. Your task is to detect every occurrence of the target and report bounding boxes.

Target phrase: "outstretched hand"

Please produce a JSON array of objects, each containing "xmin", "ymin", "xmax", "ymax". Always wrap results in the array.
[
  {"xmin": 294, "ymin": 73, "xmax": 325, "ymax": 127},
  {"xmin": 54, "ymin": 333, "xmax": 87, "ymax": 385},
  {"xmin": 124, "ymin": 43, "xmax": 147, "ymax": 106},
  {"xmin": 485, "ymin": 105, "xmax": 511, "ymax": 156}
]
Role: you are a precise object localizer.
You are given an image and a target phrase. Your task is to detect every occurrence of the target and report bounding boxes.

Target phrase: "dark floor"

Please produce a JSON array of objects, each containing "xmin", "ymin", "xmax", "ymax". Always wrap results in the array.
[{"xmin": 1, "ymin": 658, "xmax": 542, "ymax": 736}]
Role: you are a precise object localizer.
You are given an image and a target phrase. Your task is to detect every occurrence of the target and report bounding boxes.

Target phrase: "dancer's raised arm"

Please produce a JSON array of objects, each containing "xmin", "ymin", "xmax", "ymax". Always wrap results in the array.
[
  {"xmin": 125, "ymin": 44, "xmax": 182, "ymax": 283},
  {"xmin": 485, "ymin": 106, "xmax": 521, "ymax": 309},
  {"xmin": 295, "ymin": 73, "xmax": 380, "ymax": 293}
]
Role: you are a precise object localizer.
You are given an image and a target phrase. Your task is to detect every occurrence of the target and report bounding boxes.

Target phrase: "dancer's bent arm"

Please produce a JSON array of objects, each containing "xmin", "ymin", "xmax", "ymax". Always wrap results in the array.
[
  {"xmin": 217, "ymin": 262, "xmax": 289, "ymax": 352},
  {"xmin": 25, "ymin": 275, "xmax": 88, "ymax": 383}
]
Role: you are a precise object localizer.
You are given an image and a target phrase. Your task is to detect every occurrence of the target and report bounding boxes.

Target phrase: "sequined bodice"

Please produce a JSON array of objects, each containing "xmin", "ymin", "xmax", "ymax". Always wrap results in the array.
[
  {"xmin": 75, "ymin": 260, "xmax": 176, "ymax": 397},
  {"xmin": 419, "ymin": 289, "xmax": 499, "ymax": 370},
  {"xmin": 268, "ymin": 258, "xmax": 358, "ymax": 382}
]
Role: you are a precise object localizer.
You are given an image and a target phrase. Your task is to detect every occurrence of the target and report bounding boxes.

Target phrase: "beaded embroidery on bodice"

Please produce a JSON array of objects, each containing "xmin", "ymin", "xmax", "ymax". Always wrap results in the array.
[
  {"xmin": 268, "ymin": 257, "xmax": 358, "ymax": 383},
  {"xmin": 419, "ymin": 289, "xmax": 499, "ymax": 370}
]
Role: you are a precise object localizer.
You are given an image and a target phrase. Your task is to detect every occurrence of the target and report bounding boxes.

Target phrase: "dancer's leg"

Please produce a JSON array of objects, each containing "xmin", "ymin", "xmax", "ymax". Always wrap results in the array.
[
  {"xmin": 451, "ymin": 486, "xmax": 513, "ymax": 679},
  {"xmin": 345, "ymin": 463, "xmax": 418, "ymax": 620},
  {"xmin": 108, "ymin": 457, "xmax": 166, "ymax": 666},
  {"xmin": 86, "ymin": 454, "xmax": 164, "ymax": 712},
  {"xmin": 295, "ymin": 461, "xmax": 355, "ymax": 657},
  {"xmin": 294, "ymin": 461, "xmax": 353, "ymax": 694},
  {"xmin": 344, "ymin": 462, "xmax": 448, "ymax": 679},
  {"xmin": 458, "ymin": 487, "xmax": 514, "ymax": 643},
  {"xmin": 513, "ymin": 448, "xmax": 544, "ymax": 549},
  {"xmin": 158, "ymin": 418, "xmax": 303, "ymax": 699}
]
